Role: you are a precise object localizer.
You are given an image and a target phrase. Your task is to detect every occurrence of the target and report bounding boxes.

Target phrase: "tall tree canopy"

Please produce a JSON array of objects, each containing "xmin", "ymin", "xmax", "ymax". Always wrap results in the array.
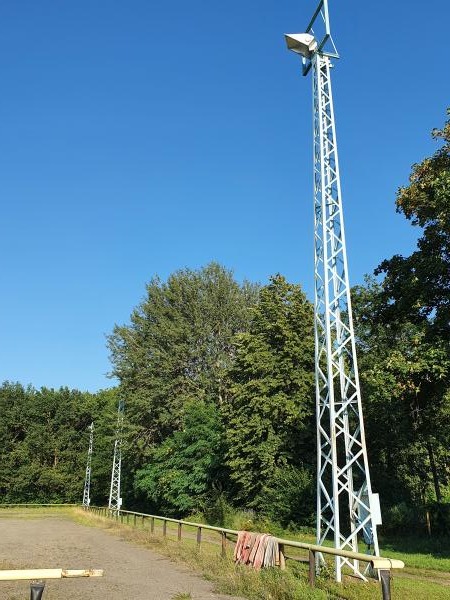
[
  {"xmin": 108, "ymin": 263, "xmax": 259, "ymax": 467},
  {"xmin": 353, "ymin": 280, "xmax": 450, "ymax": 511},
  {"xmin": 225, "ymin": 275, "xmax": 315, "ymax": 524},
  {"xmin": 375, "ymin": 110, "xmax": 450, "ymax": 337},
  {"xmin": 135, "ymin": 399, "xmax": 226, "ymax": 516},
  {"xmin": 352, "ymin": 112, "xmax": 450, "ymax": 525}
]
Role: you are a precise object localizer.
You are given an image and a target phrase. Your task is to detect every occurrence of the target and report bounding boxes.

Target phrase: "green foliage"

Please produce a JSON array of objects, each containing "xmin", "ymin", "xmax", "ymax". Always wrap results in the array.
[
  {"xmin": 135, "ymin": 400, "xmax": 226, "ymax": 515},
  {"xmin": 225, "ymin": 275, "xmax": 315, "ymax": 523},
  {"xmin": 108, "ymin": 262, "xmax": 259, "ymax": 458},
  {"xmin": 255, "ymin": 465, "xmax": 314, "ymax": 528},
  {"xmin": 0, "ymin": 383, "xmax": 117, "ymax": 504},
  {"xmin": 108, "ymin": 263, "xmax": 260, "ymax": 512},
  {"xmin": 375, "ymin": 109, "xmax": 450, "ymax": 336},
  {"xmin": 353, "ymin": 280, "xmax": 450, "ymax": 514},
  {"xmin": 352, "ymin": 112, "xmax": 450, "ymax": 524}
]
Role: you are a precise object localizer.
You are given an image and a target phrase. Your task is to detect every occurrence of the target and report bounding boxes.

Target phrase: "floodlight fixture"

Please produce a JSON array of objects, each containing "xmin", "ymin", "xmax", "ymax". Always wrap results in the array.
[
  {"xmin": 284, "ymin": 33, "xmax": 318, "ymax": 59},
  {"xmin": 287, "ymin": 0, "xmax": 339, "ymax": 76}
]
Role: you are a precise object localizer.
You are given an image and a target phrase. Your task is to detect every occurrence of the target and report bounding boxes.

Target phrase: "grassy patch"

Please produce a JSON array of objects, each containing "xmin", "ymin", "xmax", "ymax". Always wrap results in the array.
[
  {"xmin": 0, "ymin": 505, "xmax": 74, "ymax": 519},
  {"xmin": 379, "ymin": 535, "xmax": 450, "ymax": 572}
]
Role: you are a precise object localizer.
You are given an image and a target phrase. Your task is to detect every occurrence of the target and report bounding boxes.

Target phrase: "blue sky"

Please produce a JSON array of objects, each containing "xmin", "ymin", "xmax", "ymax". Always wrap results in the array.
[{"xmin": 0, "ymin": 0, "xmax": 448, "ymax": 392}]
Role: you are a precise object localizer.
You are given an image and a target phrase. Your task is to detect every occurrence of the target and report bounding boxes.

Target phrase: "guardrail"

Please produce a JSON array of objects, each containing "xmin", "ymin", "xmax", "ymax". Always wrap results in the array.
[{"xmin": 88, "ymin": 506, "xmax": 403, "ymax": 600}]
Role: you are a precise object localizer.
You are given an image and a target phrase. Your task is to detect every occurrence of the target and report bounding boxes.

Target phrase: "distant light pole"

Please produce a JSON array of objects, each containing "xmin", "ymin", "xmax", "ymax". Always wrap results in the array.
[
  {"xmin": 108, "ymin": 400, "xmax": 124, "ymax": 514},
  {"xmin": 82, "ymin": 422, "xmax": 94, "ymax": 508}
]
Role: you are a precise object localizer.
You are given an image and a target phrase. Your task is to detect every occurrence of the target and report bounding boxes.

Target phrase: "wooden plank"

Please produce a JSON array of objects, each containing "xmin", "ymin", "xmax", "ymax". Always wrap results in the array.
[{"xmin": 0, "ymin": 569, "xmax": 103, "ymax": 581}]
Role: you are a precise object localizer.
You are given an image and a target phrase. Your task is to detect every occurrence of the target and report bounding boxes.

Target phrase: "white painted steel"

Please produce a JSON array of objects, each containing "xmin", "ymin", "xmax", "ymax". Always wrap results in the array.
[
  {"xmin": 287, "ymin": 0, "xmax": 380, "ymax": 582},
  {"xmin": 108, "ymin": 400, "xmax": 124, "ymax": 513},
  {"xmin": 82, "ymin": 422, "xmax": 94, "ymax": 508},
  {"xmin": 312, "ymin": 44, "xmax": 380, "ymax": 585}
]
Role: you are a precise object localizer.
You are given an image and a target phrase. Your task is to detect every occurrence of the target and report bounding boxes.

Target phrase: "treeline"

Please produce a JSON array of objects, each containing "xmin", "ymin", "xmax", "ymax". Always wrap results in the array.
[
  {"xmin": 1, "ymin": 113, "xmax": 449, "ymax": 534},
  {"xmin": 0, "ymin": 385, "xmax": 117, "ymax": 505}
]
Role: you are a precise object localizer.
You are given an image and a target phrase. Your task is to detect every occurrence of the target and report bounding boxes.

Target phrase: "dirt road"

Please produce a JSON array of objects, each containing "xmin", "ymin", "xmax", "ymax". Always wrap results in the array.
[{"xmin": 0, "ymin": 515, "xmax": 242, "ymax": 600}]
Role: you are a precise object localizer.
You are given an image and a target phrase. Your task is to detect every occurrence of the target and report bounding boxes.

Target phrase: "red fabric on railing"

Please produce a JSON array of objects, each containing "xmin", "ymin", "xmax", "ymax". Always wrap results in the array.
[{"xmin": 233, "ymin": 531, "xmax": 281, "ymax": 570}]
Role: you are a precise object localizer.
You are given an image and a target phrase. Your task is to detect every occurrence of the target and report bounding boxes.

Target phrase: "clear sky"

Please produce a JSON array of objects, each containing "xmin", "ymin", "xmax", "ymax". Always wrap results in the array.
[{"xmin": 0, "ymin": 0, "xmax": 448, "ymax": 392}]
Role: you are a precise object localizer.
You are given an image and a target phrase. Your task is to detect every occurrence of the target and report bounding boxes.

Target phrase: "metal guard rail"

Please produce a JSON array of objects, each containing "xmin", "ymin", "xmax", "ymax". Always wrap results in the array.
[{"xmin": 88, "ymin": 506, "xmax": 403, "ymax": 599}]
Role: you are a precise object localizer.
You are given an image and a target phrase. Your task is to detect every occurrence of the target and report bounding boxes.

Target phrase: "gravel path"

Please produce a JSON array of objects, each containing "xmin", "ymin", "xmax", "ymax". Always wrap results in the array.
[{"xmin": 0, "ymin": 516, "xmax": 243, "ymax": 600}]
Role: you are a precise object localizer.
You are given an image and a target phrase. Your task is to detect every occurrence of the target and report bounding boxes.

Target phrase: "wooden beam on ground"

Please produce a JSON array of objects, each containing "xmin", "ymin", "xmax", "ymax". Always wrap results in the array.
[{"xmin": 0, "ymin": 569, "xmax": 103, "ymax": 581}]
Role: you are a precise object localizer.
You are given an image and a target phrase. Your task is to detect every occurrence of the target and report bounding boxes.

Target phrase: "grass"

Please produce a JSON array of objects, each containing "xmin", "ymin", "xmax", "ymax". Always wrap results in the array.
[
  {"xmin": 378, "ymin": 535, "xmax": 450, "ymax": 572},
  {"xmin": 3, "ymin": 506, "xmax": 450, "ymax": 599},
  {"xmin": 0, "ymin": 505, "xmax": 74, "ymax": 519}
]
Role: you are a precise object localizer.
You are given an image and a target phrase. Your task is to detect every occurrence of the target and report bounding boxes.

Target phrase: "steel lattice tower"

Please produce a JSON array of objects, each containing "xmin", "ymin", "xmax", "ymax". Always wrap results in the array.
[
  {"xmin": 82, "ymin": 422, "xmax": 94, "ymax": 508},
  {"xmin": 285, "ymin": 0, "xmax": 381, "ymax": 582},
  {"xmin": 108, "ymin": 399, "xmax": 124, "ymax": 514}
]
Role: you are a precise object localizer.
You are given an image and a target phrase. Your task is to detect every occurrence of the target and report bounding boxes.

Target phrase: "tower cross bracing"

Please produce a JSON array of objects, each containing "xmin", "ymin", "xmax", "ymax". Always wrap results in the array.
[
  {"xmin": 82, "ymin": 422, "xmax": 94, "ymax": 508},
  {"xmin": 285, "ymin": 0, "xmax": 380, "ymax": 582},
  {"xmin": 109, "ymin": 399, "xmax": 124, "ymax": 514}
]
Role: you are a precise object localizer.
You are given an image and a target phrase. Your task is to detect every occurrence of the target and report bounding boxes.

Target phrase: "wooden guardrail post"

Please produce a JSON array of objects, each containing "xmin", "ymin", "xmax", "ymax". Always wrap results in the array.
[
  {"xmin": 197, "ymin": 527, "xmax": 202, "ymax": 549},
  {"xmin": 308, "ymin": 550, "xmax": 316, "ymax": 587},
  {"xmin": 177, "ymin": 522, "xmax": 182, "ymax": 541},
  {"xmin": 151, "ymin": 517, "xmax": 155, "ymax": 533},
  {"xmin": 278, "ymin": 543, "xmax": 285, "ymax": 570},
  {"xmin": 221, "ymin": 532, "xmax": 227, "ymax": 557},
  {"xmin": 163, "ymin": 520, "xmax": 167, "ymax": 537},
  {"xmin": 133, "ymin": 514, "xmax": 136, "ymax": 527}
]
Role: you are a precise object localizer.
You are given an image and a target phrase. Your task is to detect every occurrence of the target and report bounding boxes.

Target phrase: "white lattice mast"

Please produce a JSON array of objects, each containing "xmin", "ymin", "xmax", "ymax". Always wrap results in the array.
[
  {"xmin": 285, "ymin": 1, "xmax": 381, "ymax": 582},
  {"xmin": 82, "ymin": 422, "xmax": 94, "ymax": 508},
  {"xmin": 108, "ymin": 399, "xmax": 124, "ymax": 513}
]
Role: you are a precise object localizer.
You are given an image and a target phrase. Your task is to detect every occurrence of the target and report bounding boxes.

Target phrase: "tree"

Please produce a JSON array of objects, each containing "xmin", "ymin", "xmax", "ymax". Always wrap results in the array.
[
  {"xmin": 135, "ymin": 400, "xmax": 226, "ymax": 516},
  {"xmin": 353, "ymin": 281, "xmax": 450, "ymax": 512},
  {"xmin": 352, "ymin": 112, "xmax": 450, "ymax": 518},
  {"xmin": 224, "ymin": 275, "xmax": 315, "ymax": 524},
  {"xmin": 107, "ymin": 263, "xmax": 259, "ymax": 466},
  {"xmin": 375, "ymin": 110, "xmax": 450, "ymax": 338}
]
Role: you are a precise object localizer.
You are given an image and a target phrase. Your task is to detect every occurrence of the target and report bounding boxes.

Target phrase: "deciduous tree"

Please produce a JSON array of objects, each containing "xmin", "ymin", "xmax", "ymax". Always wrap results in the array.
[
  {"xmin": 107, "ymin": 263, "xmax": 259, "ymax": 466},
  {"xmin": 225, "ymin": 275, "xmax": 315, "ymax": 523}
]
